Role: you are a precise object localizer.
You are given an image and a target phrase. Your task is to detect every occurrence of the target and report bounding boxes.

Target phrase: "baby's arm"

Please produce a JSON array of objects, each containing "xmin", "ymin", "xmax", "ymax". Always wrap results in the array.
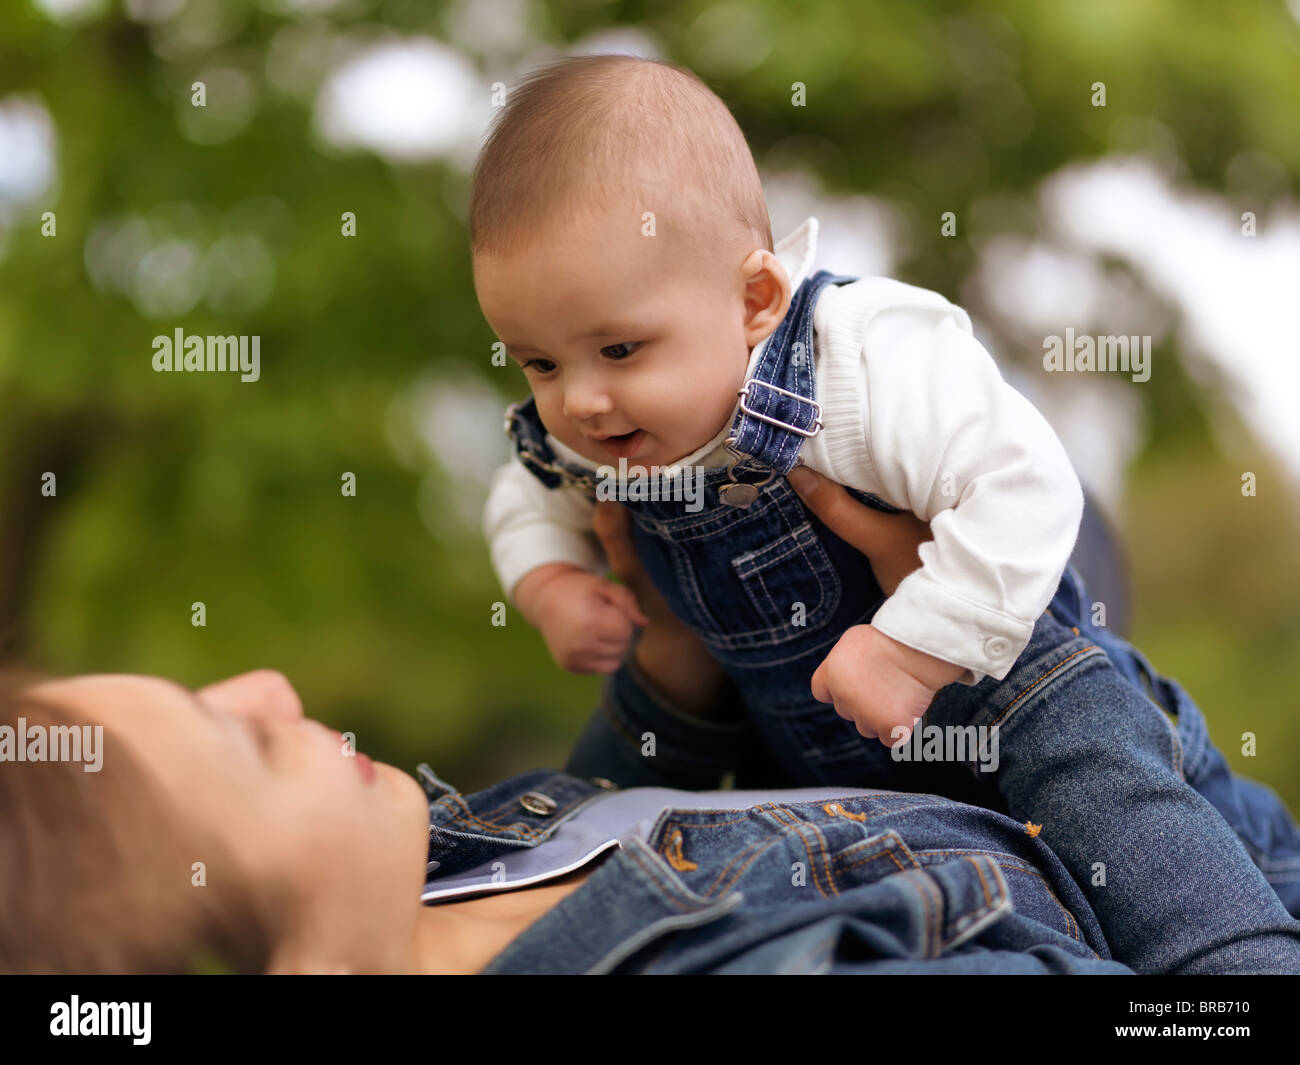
[
  {"xmin": 798, "ymin": 469, "xmax": 1300, "ymax": 972},
  {"xmin": 844, "ymin": 298, "xmax": 1084, "ymax": 685},
  {"xmin": 800, "ymin": 293, "xmax": 1083, "ymax": 740},
  {"xmin": 483, "ymin": 457, "xmax": 646, "ymax": 672}
]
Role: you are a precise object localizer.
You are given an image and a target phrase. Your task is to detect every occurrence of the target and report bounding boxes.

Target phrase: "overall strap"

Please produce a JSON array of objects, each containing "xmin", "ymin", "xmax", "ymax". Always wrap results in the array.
[
  {"xmin": 725, "ymin": 268, "xmax": 858, "ymax": 478},
  {"xmin": 503, "ymin": 396, "xmax": 600, "ymax": 492}
]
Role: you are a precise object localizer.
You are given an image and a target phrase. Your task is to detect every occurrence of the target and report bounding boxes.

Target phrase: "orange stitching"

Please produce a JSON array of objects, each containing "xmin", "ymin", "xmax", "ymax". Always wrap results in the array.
[
  {"xmin": 443, "ymin": 795, "xmax": 547, "ymax": 838},
  {"xmin": 702, "ymin": 831, "xmax": 776, "ymax": 896},
  {"xmin": 992, "ymin": 645, "xmax": 1099, "ymax": 729},
  {"xmin": 932, "ymin": 854, "xmax": 1080, "ymax": 941},
  {"xmin": 663, "ymin": 828, "xmax": 698, "ymax": 872},
  {"xmin": 919, "ymin": 870, "xmax": 941, "ymax": 951},
  {"xmin": 623, "ymin": 844, "xmax": 692, "ymax": 912},
  {"xmin": 822, "ymin": 801, "xmax": 867, "ymax": 821},
  {"xmin": 969, "ymin": 856, "xmax": 992, "ymax": 907},
  {"xmin": 660, "ymin": 813, "xmax": 757, "ymax": 828},
  {"xmin": 840, "ymin": 849, "xmax": 907, "ymax": 874},
  {"xmin": 853, "ymin": 848, "xmax": 1084, "ymax": 944},
  {"xmin": 705, "ymin": 838, "xmax": 783, "ymax": 897},
  {"xmin": 770, "ymin": 807, "xmax": 837, "ymax": 898}
]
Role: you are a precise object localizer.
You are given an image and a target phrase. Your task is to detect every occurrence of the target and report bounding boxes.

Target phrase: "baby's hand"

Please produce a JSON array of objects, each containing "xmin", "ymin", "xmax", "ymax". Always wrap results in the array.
[
  {"xmin": 516, "ymin": 564, "xmax": 649, "ymax": 674},
  {"xmin": 810, "ymin": 624, "xmax": 964, "ymax": 745}
]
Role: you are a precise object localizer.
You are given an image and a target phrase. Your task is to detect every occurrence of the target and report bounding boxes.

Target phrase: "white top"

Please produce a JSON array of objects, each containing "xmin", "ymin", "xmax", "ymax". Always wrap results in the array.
[{"xmin": 481, "ymin": 217, "xmax": 1083, "ymax": 684}]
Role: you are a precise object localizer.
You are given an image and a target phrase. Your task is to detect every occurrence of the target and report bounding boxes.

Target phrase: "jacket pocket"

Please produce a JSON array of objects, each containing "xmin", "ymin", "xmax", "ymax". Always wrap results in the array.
[
  {"xmin": 845, "ymin": 850, "xmax": 1013, "ymax": 957},
  {"xmin": 825, "ymin": 824, "xmax": 1017, "ymax": 955}
]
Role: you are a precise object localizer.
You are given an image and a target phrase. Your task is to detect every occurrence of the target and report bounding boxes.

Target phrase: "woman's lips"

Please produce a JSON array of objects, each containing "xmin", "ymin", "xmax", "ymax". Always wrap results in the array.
[
  {"xmin": 601, "ymin": 430, "xmax": 644, "ymax": 459},
  {"xmin": 330, "ymin": 727, "xmax": 376, "ymax": 784}
]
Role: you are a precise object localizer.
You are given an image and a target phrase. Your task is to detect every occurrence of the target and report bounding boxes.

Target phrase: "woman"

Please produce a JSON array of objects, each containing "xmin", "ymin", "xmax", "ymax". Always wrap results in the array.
[{"xmin": 3, "ymin": 485, "xmax": 1298, "ymax": 974}]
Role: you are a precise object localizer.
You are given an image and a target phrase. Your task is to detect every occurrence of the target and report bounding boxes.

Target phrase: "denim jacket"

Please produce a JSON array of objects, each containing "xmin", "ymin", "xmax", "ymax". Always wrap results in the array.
[
  {"xmin": 421, "ymin": 587, "xmax": 1300, "ymax": 973},
  {"xmin": 418, "ymin": 671, "xmax": 1128, "ymax": 974}
]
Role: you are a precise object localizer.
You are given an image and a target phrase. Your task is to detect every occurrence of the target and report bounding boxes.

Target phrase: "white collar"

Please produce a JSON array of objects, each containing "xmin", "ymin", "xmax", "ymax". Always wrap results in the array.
[
  {"xmin": 775, "ymin": 215, "xmax": 819, "ymax": 293},
  {"xmin": 551, "ymin": 216, "xmax": 821, "ymax": 472}
]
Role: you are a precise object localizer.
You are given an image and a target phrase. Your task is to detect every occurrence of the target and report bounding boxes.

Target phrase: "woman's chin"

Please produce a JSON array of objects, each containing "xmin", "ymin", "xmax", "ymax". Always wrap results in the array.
[{"xmin": 379, "ymin": 763, "xmax": 428, "ymax": 819}]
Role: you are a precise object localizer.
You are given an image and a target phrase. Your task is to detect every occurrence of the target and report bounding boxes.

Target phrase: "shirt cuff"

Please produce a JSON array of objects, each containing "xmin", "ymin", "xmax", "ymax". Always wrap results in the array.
[
  {"xmin": 492, "ymin": 524, "xmax": 607, "ymax": 605},
  {"xmin": 870, "ymin": 571, "xmax": 1035, "ymax": 684}
]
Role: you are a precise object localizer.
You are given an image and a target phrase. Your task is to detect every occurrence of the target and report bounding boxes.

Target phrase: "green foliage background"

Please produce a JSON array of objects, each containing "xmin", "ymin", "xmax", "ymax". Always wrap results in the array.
[{"xmin": 1, "ymin": 0, "xmax": 1297, "ymax": 803}]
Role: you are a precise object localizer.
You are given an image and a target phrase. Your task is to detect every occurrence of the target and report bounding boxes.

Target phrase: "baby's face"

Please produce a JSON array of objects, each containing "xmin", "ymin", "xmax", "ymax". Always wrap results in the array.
[{"xmin": 473, "ymin": 202, "xmax": 771, "ymax": 469}]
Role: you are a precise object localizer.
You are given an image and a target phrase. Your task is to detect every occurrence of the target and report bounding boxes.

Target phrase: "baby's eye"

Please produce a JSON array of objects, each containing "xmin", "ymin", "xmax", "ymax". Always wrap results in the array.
[
  {"xmin": 601, "ymin": 342, "xmax": 641, "ymax": 360},
  {"xmin": 522, "ymin": 358, "xmax": 557, "ymax": 375}
]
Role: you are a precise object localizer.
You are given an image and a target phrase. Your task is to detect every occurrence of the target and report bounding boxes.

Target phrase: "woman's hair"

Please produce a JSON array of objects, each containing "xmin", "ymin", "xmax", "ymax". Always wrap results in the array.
[{"xmin": 0, "ymin": 668, "xmax": 275, "ymax": 973}]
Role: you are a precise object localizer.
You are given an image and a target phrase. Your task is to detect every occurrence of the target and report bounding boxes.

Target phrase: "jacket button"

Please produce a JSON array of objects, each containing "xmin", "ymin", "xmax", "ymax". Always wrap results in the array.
[
  {"xmin": 520, "ymin": 791, "xmax": 557, "ymax": 815},
  {"xmin": 426, "ymin": 860, "xmax": 440, "ymax": 875},
  {"xmin": 591, "ymin": 777, "xmax": 618, "ymax": 791},
  {"xmin": 984, "ymin": 635, "xmax": 1012, "ymax": 659}
]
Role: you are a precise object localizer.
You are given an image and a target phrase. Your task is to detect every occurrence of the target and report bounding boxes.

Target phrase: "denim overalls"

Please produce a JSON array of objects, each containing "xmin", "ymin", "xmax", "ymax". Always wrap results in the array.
[
  {"xmin": 503, "ymin": 269, "xmax": 1300, "ymax": 915},
  {"xmin": 507, "ymin": 270, "xmax": 915, "ymax": 791}
]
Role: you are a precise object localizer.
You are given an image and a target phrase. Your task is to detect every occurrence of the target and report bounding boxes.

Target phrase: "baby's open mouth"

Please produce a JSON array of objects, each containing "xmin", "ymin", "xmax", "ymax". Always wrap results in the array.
[{"xmin": 600, "ymin": 429, "xmax": 644, "ymax": 458}]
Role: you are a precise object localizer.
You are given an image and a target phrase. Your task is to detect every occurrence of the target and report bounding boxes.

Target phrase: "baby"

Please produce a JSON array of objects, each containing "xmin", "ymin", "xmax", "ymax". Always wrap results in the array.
[
  {"xmin": 464, "ymin": 55, "xmax": 1300, "ymax": 943},
  {"xmin": 472, "ymin": 53, "xmax": 1081, "ymax": 759}
]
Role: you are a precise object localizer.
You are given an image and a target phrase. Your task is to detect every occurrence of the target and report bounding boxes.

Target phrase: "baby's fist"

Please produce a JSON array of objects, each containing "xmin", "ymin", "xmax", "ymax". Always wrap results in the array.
[
  {"xmin": 531, "ymin": 569, "xmax": 649, "ymax": 674},
  {"xmin": 810, "ymin": 624, "xmax": 963, "ymax": 745}
]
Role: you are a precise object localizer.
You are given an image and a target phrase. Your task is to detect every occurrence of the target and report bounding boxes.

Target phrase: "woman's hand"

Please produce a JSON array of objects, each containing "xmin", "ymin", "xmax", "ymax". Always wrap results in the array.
[
  {"xmin": 591, "ymin": 500, "xmax": 737, "ymax": 719},
  {"xmin": 589, "ymin": 473, "xmax": 941, "ymax": 727},
  {"xmin": 786, "ymin": 468, "xmax": 932, "ymax": 596}
]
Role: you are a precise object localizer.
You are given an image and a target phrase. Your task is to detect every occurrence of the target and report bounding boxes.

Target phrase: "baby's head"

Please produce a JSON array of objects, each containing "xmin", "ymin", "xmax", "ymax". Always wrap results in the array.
[{"xmin": 471, "ymin": 54, "xmax": 792, "ymax": 469}]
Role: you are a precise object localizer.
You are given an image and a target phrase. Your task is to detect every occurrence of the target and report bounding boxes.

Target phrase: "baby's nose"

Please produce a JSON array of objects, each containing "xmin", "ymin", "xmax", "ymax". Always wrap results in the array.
[{"xmin": 562, "ymin": 380, "xmax": 615, "ymax": 421}]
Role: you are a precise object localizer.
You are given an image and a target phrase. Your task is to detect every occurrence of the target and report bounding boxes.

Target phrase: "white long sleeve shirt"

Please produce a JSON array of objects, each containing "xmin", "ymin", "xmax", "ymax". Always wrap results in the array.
[{"xmin": 482, "ymin": 217, "xmax": 1084, "ymax": 685}]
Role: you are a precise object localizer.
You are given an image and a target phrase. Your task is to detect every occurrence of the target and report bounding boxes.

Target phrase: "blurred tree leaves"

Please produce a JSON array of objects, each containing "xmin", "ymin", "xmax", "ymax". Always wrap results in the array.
[{"xmin": 1, "ymin": 0, "xmax": 1297, "ymax": 801}]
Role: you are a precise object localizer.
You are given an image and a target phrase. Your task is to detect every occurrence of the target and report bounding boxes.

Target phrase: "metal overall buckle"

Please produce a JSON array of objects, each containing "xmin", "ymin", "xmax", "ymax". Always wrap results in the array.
[
  {"xmin": 718, "ymin": 380, "xmax": 821, "ymax": 508},
  {"xmin": 736, "ymin": 379, "xmax": 824, "ymax": 437},
  {"xmin": 719, "ymin": 436, "xmax": 775, "ymax": 508}
]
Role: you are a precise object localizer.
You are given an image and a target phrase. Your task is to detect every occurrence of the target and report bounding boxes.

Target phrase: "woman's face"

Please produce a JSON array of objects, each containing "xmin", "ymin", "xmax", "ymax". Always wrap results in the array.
[{"xmin": 28, "ymin": 670, "xmax": 431, "ymax": 973}]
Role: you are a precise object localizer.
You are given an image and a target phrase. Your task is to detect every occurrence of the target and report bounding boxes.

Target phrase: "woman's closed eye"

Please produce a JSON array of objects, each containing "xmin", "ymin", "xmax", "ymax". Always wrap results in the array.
[{"xmin": 243, "ymin": 715, "xmax": 276, "ymax": 758}]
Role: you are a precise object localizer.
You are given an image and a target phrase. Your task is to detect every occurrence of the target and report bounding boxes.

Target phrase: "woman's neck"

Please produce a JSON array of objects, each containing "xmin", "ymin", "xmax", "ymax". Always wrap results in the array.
[{"xmin": 411, "ymin": 855, "xmax": 612, "ymax": 974}]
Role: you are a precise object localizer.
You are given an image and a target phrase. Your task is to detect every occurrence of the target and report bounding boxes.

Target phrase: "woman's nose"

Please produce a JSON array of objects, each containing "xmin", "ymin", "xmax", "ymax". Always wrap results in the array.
[{"xmin": 196, "ymin": 670, "xmax": 304, "ymax": 721}]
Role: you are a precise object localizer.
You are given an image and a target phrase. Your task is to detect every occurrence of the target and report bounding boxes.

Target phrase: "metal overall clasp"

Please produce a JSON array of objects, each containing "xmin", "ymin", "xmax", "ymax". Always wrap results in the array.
[
  {"xmin": 504, "ymin": 403, "xmax": 600, "ymax": 493},
  {"xmin": 718, "ymin": 380, "xmax": 823, "ymax": 508}
]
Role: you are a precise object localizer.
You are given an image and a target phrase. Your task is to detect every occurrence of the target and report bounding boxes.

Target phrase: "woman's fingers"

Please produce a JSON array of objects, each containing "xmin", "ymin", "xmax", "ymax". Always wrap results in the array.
[
  {"xmin": 598, "ymin": 577, "xmax": 650, "ymax": 627},
  {"xmin": 592, "ymin": 500, "xmax": 665, "ymax": 623},
  {"xmin": 787, "ymin": 467, "xmax": 931, "ymax": 596},
  {"xmin": 787, "ymin": 467, "xmax": 888, "ymax": 555},
  {"xmin": 591, "ymin": 500, "xmax": 639, "ymax": 582}
]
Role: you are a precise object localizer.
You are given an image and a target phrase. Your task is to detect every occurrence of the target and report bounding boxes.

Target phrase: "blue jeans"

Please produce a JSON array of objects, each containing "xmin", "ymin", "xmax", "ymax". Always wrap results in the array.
[
  {"xmin": 563, "ymin": 596, "xmax": 1300, "ymax": 972},
  {"xmin": 1047, "ymin": 565, "xmax": 1300, "ymax": 916}
]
